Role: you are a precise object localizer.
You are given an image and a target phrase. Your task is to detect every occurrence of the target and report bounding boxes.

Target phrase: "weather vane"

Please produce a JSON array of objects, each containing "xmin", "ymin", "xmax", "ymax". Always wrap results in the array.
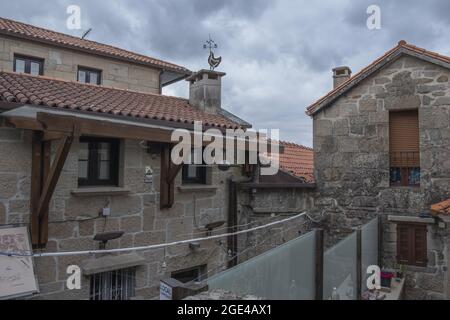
[{"xmin": 203, "ymin": 35, "xmax": 222, "ymax": 71}]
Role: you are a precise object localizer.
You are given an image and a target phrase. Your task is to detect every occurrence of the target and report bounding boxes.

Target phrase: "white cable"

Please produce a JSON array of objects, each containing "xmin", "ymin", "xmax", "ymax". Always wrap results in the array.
[{"xmin": 14, "ymin": 212, "xmax": 306, "ymax": 258}]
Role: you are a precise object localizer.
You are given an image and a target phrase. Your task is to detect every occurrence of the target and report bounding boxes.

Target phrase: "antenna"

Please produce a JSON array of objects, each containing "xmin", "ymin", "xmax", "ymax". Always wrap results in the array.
[{"xmin": 81, "ymin": 28, "xmax": 92, "ymax": 40}]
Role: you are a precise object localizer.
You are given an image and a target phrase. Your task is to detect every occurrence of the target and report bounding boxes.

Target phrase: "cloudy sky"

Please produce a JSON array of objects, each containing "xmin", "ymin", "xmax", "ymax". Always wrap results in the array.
[{"xmin": 3, "ymin": 0, "xmax": 450, "ymax": 146}]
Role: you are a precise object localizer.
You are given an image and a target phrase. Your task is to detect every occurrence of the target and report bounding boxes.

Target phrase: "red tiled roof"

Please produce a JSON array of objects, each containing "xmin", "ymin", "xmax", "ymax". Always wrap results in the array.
[
  {"xmin": 0, "ymin": 71, "xmax": 240, "ymax": 129},
  {"xmin": 431, "ymin": 198, "xmax": 450, "ymax": 216},
  {"xmin": 278, "ymin": 141, "xmax": 314, "ymax": 182},
  {"xmin": 306, "ymin": 40, "xmax": 450, "ymax": 116},
  {"xmin": 0, "ymin": 17, "xmax": 190, "ymax": 75}
]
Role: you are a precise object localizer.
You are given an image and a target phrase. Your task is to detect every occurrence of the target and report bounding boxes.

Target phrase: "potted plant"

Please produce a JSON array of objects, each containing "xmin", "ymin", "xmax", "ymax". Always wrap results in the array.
[
  {"xmin": 396, "ymin": 265, "xmax": 406, "ymax": 279},
  {"xmin": 381, "ymin": 271, "xmax": 394, "ymax": 288}
]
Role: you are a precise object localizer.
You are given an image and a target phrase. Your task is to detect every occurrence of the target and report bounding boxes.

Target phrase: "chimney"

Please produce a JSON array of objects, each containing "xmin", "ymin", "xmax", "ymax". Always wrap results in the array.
[
  {"xmin": 332, "ymin": 66, "xmax": 352, "ymax": 89},
  {"xmin": 186, "ymin": 69, "xmax": 226, "ymax": 114}
]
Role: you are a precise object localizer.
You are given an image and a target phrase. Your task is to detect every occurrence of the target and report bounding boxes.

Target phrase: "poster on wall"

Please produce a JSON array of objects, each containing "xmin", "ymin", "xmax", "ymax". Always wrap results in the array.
[{"xmin": 0, "ymin": 227, "xmax": 39, "ymax": 300}]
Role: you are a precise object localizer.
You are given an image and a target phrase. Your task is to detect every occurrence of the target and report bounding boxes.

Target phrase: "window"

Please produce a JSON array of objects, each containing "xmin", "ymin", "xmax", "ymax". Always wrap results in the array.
[
  {"xmin": 171, "ymin": 265, "xmax": 207, "ymax": 284},
  {"xmin": 13, "ymin": 54, "xmax": 44, "ymax": 76},
  {"xmin": 389, "ymin": 110, "xmax": 420, "ymax": 186},
  {"xmin": 182, "ymin": 148, "xmax": 207, "ymax": 184},
  {"xmin": 90, "ymin": 268, "xmax": 136, "ymax": 300},
  {"xmin": 397, "ymin": 223, "xmax": 427, "ymax": 267},
  {"xmin": 78, "ymin": 137, "xmax": 119, "ymax": 187},
  {"xmin": 78, "ymin": 66, "xmax": 102, "ymax": 85}
]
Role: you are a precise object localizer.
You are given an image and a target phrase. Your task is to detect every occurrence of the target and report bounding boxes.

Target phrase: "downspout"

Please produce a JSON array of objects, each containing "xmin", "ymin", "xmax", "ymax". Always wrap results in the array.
[
  {"xmin": 227, "ymin": 179, "xmax": 238, "ymax": 268},
  {"xmin": 227, "ymin": 164, "xmax": 258, "ymax": 268}
]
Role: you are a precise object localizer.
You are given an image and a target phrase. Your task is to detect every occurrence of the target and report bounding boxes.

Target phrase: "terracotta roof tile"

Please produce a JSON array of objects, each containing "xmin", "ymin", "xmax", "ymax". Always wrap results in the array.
[
  {"xmin": 0, "ymin": 17, "xmax": 190, "ymax": 75},
  {"xmin": 278, "ymin": 141, "xmax": 314, "ymax": 182},
  {"xmin": 431, "ymin": 198, "xmax": 450, "ymax": 216},
  {"xmin": 306, "ymin": 40, "xmax": 450, "ymax": 116},
  {"xmin": 0, "ymin": 71, "xmax": 241, "ymax": 129}
]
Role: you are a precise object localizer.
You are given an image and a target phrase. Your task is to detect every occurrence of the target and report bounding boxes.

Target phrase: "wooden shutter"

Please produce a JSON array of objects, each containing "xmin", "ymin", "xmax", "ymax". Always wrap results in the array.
[
  {"xmin": 390, "ymin": 110, "xmax": 420, "ymax": 167},
  {"xmin": 396, "ymin": 224, "xmax": 410, "ymax": 264},
  {"xmin": 413, "ymin": 225, "xmax": 427, "ymax": 266},
  {"xmin": 396, "ymin": 223, "xmax": 427, "ymax": 267}
]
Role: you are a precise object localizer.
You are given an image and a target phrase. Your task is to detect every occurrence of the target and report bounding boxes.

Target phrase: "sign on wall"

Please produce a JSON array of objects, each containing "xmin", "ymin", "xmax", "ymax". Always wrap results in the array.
[
  {"xmin": 160, "ymin": 280, "xmax": 173, "ymax": 300},
  {"xmin": 0, "ymin": 227, "xmax": 39, "ymax": 300}
]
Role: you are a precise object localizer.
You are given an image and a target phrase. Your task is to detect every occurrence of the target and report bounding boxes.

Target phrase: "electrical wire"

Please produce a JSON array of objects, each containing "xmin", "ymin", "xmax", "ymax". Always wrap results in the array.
[{"xmin": 1, "ymin": 212, "xmax": 307, "ymax": 258}]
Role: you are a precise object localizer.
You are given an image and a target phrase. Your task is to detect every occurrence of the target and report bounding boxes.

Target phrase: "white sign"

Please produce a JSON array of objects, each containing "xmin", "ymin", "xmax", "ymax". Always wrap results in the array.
[
  {"xmin": 0, "ymin": 227, "xmax": 38, "ymax": 299},
  {"xmin": 160, "ymin": 281, "xmax": 172, "ymax": 300}
]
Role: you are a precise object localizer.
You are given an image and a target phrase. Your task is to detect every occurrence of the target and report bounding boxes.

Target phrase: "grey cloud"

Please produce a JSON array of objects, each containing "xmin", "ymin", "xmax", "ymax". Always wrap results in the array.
[{"xmin": 2, "ymin": 0, "xmax": 450, "ymax": 146}]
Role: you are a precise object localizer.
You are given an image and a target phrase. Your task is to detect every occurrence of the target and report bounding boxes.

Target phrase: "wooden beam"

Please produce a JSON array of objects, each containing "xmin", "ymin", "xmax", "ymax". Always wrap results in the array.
[
  {"xmin": 160, "ymin": 145, "xmax": 170, "ymax": 209},
  {"xmin": 160, "ymin": 144, "xmax": 183, "ymax": 209},
  {"xmin": 38, "ymin": 113, "xmax": 174, "ymax": 143},
  {"xmin": 3, "ymin": 116, "xmax": 44, "ymax": 131},
  {"xmin": 42, "ymin": 131, "xmax": 65, "ymax": 141},
  {"xmin": 30, "ymin": 132, "xmax": 43, "ymax": 247},
  {"xmin": 38, "ymin": 140, "xmax": 51, "ymax": 246},
  {"xmin": 36, "ymin": 135, "xmax": 73, "ymax": 238}
]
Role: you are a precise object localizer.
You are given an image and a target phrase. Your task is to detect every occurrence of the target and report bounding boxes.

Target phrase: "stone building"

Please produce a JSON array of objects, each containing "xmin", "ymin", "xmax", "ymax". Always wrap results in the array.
[
  {"xmin": 306, "ymin": 41, "xmax": 450, "ymax": 299},
  {"xmin": 0, "ymin": 17, "xmax": 314, "ymax": 300}
]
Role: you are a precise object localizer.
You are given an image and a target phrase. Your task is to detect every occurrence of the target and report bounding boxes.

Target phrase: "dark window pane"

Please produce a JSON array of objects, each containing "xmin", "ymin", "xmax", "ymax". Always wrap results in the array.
[
  {"xmin": 390, "ymin": 167, "xmax": 401, "ymax": 185},
  {"xmin": 186, "ymin": 165, "xmax": 198, "ymax": 178},
  {"xmin": 98, "ymin": 161, "xmax": 110, "ymax": 180},
  {"xmin": 78, "ymin": 161, "xmax": 88, "ymax": 179},
  {"xmin": 15, "ymin": 59, "xmax": 25, "ymax": 73},
  {"xmin": 78, "ymin": 142, "xmax": 89, "ymax": 179},
  {"xmin": 30, "ymin": 61, "xmax": 40, "ymax": 76},
  {"xmin": 78, "ymin": 70, "xmax": 86, "ymax": 83},
  {"xmin": 98, "ymin": 143, "xmax": 110, "ymax": 161},
  {"xmin": 90, "ymin": 71, "xmax": 99, "ymax": 84},
  {"xmin": 408, "ymin": 167, "xmax": 420, "ymax": 186}
]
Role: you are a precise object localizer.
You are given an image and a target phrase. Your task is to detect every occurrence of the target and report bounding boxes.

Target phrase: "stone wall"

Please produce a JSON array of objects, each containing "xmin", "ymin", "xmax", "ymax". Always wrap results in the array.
[
  {"xmin": 0, "ymin": 127, "xmax": 247, "ymax": 300},
  {"xmin": 0, "ymin": 36, "xmax": 160, "ymax": 93},
  {"xmin": 313, "ymin": 55, "xmax": 450, "ymax": 299}
]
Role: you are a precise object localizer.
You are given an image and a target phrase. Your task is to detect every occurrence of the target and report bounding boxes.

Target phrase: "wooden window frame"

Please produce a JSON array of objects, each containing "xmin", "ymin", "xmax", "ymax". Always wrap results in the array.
[
  {"xmin": 78, "ymin": 137, "xmax": 120, "ymax": 187},
  {"xmin": 396, "ymin": 223, "xmax": 428, "ymax": 267},
  {"xmin": 13, "ymin": 54, "xmax": 44, "ymax": 76},
  {"xmin": 77, "ymin": 66, "xmax": 102, "ymax": 85}
]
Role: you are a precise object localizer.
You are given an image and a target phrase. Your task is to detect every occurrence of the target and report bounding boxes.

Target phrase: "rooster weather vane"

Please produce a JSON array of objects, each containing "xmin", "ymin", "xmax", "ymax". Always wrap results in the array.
[{"xmin": 203, "ymin": 36, "xmax": 222, "ymax": 71}]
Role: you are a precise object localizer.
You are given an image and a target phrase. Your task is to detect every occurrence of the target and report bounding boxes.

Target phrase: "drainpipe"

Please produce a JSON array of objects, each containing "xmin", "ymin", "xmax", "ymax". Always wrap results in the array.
[{"xmin": 227, "ymin": 179, "xmax": 238, "ymax": 268}]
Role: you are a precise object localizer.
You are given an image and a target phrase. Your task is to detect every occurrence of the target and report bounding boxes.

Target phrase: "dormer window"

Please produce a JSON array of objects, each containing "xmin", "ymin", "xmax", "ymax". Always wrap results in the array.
[
  {"xmin": 78, "ymin": 66, "xmax": 102, "ymax": 85},
  {"xmin": 14, "ymin": 54, "xmax": 44, "ymax": 76}
]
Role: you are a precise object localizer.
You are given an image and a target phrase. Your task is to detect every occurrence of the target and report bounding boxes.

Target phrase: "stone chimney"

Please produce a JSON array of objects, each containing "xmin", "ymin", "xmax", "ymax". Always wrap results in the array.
[
  {"xmin": 186, "ymin": 69, "xmax": 226, "ymax": 114},
  {"xmin": 332, "ymin": 66, "xmax": 352, "ymax": 89}
]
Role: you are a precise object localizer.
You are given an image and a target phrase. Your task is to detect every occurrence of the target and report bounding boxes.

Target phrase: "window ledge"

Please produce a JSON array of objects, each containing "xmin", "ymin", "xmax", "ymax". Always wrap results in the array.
[
  {"xmin": 71, "ymin": 187, "xmax": 130, "ymax": 197},
  {"xmin": 388, "ymin": 215, "xmax": 435, "ymax": 224},
  {"xmin": 178, "ymin": 185, "xmax": 217, "ymax": 193}
]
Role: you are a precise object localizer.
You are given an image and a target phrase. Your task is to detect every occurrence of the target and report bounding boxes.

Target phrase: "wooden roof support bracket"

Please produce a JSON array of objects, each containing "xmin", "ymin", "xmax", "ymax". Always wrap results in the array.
[
  {"xmin": 160, "ymin": 144, "xmax": 182, "ymax": 209},
  {"xmin": 32, "ymin": 122, "xmax": 79, "ymax": 247}
]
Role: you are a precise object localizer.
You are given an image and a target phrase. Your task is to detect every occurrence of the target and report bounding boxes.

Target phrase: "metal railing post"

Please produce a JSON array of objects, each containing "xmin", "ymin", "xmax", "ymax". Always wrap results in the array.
[{"xmin": 315, "ymin": 229, "xmax": 324, "ymax": 300}]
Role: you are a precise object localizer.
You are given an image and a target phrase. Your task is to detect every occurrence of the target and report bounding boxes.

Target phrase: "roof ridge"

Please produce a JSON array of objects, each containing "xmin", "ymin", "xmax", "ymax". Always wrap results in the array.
[
  {"xmin": 306, "ymin": 40, "xmax": 450, "ymax": 115},
  {"xmin": 0, "ymin": 16, "xmax": 190, "ymax": 73},
  {"xmin": 0, "ymin": 70, "xmax": 189, "ymax": 102},
  {"xmin": 279, "ymin": 140, "xmax": 313, "ymax": 151}
]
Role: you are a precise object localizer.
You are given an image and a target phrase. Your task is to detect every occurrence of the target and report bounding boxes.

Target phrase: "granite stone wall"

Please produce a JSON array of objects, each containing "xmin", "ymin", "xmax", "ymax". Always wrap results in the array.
[
  {"xmin": 0, "ymin": 36, "xmax": 161, "ymax": 94},
  {"xmin": 0, "ymin": 128, "xmax": 246, "ymax": 299},
  {"xmin": 313, "ymin": 55, "xmax": 450, "ymax": 299}
]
